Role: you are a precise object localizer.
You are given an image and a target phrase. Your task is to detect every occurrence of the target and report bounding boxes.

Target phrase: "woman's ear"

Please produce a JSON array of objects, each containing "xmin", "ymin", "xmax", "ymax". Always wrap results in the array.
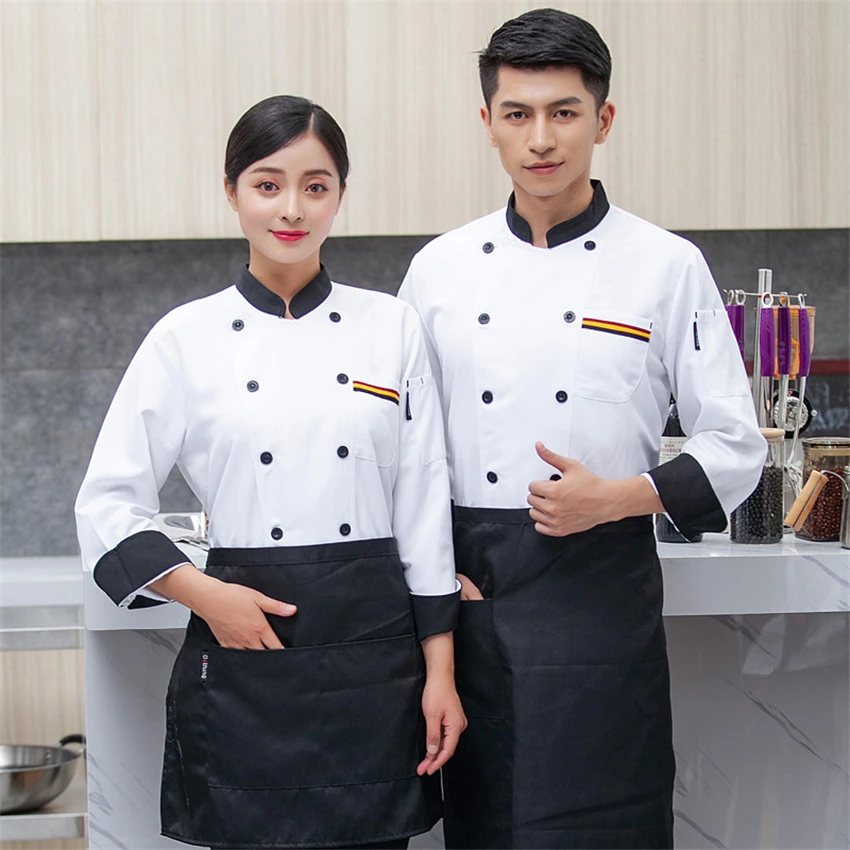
[{"xmin": 224, "ymin": 176, "xmax": 238, "ymax": 211}]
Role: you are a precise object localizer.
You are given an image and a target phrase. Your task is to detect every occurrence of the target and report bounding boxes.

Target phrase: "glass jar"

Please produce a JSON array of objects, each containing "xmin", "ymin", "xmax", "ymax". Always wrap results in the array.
[
  {"xmin": 796, "ymin": 437, "xmax": 850, "ymax": 541},
  {"xmin": 730, "ymin": 428, "xmax": 785, "ymax": 544}
]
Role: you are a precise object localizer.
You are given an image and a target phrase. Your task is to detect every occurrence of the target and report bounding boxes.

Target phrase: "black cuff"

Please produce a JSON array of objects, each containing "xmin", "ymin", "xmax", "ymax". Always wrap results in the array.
[
  {"xmin": 93, "ymin": 529, "xmax": 190, "ymax": 607},
  {"xmin": 411, "ymin": 589, "xmax": 461, "ymax": 640},
  {"xmin": 648, "ymin": 452, "xmax": 727, "ymax": 539}
]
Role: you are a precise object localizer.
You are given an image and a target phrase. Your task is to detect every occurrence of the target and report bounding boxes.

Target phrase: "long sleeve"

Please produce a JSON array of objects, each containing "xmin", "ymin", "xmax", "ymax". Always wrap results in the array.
[
  {"xmin": 75, "ymin": 317, "xmax": 192, "ymax": 608},
  {"xmin": 648, "ymin": 247, "xmax": 766, "ymax": 538},
  {"xmin": 392, "ymin": 305, "xmax": 460, "ymax": 639}
]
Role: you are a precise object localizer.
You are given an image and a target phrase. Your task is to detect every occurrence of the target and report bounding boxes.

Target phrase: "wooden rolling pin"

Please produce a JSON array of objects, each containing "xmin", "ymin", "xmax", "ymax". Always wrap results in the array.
[{"xmin": 784, "ymin": 470, "xmax": 828, "ymax": 530}]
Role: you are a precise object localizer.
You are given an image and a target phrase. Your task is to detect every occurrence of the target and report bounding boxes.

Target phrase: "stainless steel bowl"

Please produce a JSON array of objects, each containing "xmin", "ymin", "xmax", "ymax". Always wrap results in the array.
[{"xmin": 0, "ymin": 734, "xmax": 85, "ymax": 814}]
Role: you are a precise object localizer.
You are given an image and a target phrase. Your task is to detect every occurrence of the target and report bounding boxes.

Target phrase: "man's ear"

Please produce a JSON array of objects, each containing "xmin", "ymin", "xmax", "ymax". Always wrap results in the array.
[
  {"xmin": 480, "ymin": 105, "xmax": 497, "ymax": 148},
  {"xmin": 224, "ymin": 176, "xmax": 238, "ymax": 211},
  {"xmin": 595, "ymin": 101, "xmax": 616, "ymax": 146}
]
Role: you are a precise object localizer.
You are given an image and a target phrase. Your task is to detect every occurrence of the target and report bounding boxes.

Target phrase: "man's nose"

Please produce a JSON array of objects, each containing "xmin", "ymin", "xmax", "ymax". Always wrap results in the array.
[{"xmin": 528, "ymin": 116, "xmax": 555, "ymax": 155}]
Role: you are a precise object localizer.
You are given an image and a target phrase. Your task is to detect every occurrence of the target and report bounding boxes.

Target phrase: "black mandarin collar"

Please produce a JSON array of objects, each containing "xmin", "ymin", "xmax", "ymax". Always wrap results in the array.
[
  {"xmin": 506, "ymin": 180, "xmax": 610, "ymax": 248},
  {"xmin": 236, "ymin": 265, "xmax": 332, "ymax": 319}
]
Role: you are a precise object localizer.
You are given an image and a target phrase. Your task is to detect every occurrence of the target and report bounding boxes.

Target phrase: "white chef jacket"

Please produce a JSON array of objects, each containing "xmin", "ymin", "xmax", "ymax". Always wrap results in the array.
[
  {"xmin": 75, "ymin": 267, "xmax": 459, "ymax": 632},
  {"xmin": 398, "ymin": 182, "xmax": 766, "ymax": 537}
]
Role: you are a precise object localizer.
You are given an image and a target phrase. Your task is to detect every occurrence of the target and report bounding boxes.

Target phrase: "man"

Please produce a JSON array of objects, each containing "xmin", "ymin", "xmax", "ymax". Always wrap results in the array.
[{"xmin": 398, "ymin": 8, "xmax": 765, "ymax": 850}]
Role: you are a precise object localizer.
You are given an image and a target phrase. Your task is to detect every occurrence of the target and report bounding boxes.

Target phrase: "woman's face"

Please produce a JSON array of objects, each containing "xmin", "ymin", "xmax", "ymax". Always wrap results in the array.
[{"xmin": 225, "ymin": 133, "xmax": 343, "ymax": 268}]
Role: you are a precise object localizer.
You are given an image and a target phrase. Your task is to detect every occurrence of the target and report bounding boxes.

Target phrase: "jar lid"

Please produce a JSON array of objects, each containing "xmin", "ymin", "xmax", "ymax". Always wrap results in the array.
[
  {"xmin": 759, "ymin": 427, "xmax": 786, "ymax": 443},
  {"xmin": 801, "ymin": 437, "xmax": 850, "ymax": 448}
]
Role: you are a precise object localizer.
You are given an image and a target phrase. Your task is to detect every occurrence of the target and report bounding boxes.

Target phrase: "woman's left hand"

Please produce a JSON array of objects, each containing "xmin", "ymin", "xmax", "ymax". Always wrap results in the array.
[{"xmin": 417, "ymin": 677, "xmax": 467, "ymax": 776}]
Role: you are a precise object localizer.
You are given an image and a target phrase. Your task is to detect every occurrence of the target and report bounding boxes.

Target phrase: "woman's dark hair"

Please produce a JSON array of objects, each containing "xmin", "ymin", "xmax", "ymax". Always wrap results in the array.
[
  {"xmin": 225, "ymin": 95, "xmax": 349, "ymax": 188},
  {"xmin": 479, "ymin": 8, "xmax": 612, "ymax": 112}
]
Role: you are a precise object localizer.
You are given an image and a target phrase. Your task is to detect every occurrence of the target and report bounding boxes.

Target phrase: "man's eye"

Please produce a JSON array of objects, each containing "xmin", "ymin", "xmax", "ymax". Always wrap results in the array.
[
  {"xmin": 556, "ymin": 110, "xmax": 576, "ymax": 118},
  {"xmin": 507, "ymin": 111, "xmax": 526, "ymax": 120}
]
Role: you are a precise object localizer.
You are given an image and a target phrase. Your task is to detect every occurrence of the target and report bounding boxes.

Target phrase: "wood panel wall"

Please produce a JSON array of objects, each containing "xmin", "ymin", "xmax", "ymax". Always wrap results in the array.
[{"xmin": 1, "ymin": 0, "xmax": 848, "ymax": 242}]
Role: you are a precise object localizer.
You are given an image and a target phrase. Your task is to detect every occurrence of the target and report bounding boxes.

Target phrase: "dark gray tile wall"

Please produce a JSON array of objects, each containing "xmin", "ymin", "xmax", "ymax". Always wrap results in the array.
[{"xmin": 1, "ymin": 229, "xmax": 847, "ymax": 555}]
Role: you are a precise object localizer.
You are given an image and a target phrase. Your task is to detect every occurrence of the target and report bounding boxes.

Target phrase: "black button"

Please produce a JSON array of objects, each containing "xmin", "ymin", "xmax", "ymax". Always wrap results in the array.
[
  {"xmin": 231, "ymin": 319, "xmax": 244, "ymax": 331},
  {"xmin": 339, "ymin": 523, "xmax": 351, "ymax": 536},
  {"xmin": 260, "ymin": 451, "xmax": 273, "ymax": 465},
  {"xmin": 482, "ymin": 242, "xmax": 495, "ymax": 254},
  {"xmin": 246, "ymin": 380, "xmax": 259, "ymax": 392},
  {"xmin": 550, "ymin": 474, "xmax": 562, "ymax": 481},
  {"xmin": 486, "ymin": 471, "xmax": 498, "ymax": 484},
  {"xmin": 556, "ymin": 390, "xmax": 568, "ymax": 403},
  {"xmin": 270, "ymin": 526, "xmax": 283, "ymax": 540},
  {"xmin": 329, "ymin": 312, "xmax": 341, "ymax": 323},
  {"xmin": 478, "ymin": 313, "xmax": 490, "ymax": 325},
  {"xmin": 337, "ymin": 445, "xmax": 349, "ymax": 458},
  {"xmin": 584, "ymin": 240, "xmax": 596, "ymax": 251},
  {"xmin": 337, "ymin": 373, "xmax": 349, "ymax": 384},
  {"xmin": 482, "ymin": 391, "xmax": 493, "ymax": 404},
  {"xmin": 564, "ymin": 311, "xmax": 576, "ymax": 323}
]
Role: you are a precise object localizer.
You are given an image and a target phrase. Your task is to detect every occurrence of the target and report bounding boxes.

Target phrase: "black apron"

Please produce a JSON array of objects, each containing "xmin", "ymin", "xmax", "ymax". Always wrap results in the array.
[
  {"xmin": 160, "ymin": 538, "xmax": 441, "ymax": 849},
  {"xmin": 443, "ymin": 508, "xmax": 675, "ymax": 850}
]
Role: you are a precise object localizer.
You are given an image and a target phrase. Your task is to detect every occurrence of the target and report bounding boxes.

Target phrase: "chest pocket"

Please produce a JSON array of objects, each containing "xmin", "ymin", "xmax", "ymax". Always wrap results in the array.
[
  {"xmin": 351, "ymin": 380, "xmax": 399, "ymax": 467},
  {"xmin": 573, "ymin": 312, "xmax": 653, "ymax": 403}
]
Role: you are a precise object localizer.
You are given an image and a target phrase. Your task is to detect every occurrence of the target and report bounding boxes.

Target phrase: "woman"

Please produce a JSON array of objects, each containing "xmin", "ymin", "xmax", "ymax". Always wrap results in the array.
[{"xmin": 75, "ymin": 95, "xmax": 465, "ymax": 850}]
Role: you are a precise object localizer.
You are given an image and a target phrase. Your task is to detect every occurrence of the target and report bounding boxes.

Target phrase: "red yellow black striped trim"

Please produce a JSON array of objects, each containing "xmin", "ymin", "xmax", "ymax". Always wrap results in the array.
[
  {"xmin": 582, "ymin": 317, "xmax": 651, "ymax": 343},
  {"xmin": 352, "ymin": 381, "xmax": 400, "ymax": 405}
]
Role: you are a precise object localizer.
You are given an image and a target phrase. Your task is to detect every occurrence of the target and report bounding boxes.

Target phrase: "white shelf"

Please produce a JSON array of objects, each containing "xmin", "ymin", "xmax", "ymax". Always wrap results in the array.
[{"xmin": 0, "ymin": 769, "xmax": 87, "ymax": 841}]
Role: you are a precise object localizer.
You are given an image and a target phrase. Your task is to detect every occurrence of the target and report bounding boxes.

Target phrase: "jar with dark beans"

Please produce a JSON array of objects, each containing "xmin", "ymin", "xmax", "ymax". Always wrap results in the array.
[
  {"xmin": 731, "ymin": 427, "xmax": 785, "ymax": 545},
  {"xmin": 731, "ymin": 466, "xmax": 784, "ymax": 544},
  {"xmin": 796, "ymin": 438, "xmax": 850, "ymax": 542}
]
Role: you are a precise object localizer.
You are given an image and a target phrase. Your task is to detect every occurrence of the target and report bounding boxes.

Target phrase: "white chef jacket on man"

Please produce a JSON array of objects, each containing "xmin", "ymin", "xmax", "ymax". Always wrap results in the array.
[{"xmin": 398, "ymin": 182, "xmax": 765, "ymax": 530}]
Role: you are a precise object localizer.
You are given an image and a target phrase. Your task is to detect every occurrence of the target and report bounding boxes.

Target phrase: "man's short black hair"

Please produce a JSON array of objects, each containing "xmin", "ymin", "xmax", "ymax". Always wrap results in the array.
[{"xmin": 479, "ymin": 8, "xmax": 612, "ymax": 112}]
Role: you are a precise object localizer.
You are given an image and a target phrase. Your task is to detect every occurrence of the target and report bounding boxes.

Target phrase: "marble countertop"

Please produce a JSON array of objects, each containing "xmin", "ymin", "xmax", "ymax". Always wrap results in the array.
[{"xmin": 2, "ymin": 533, "xmax": 847, "ymax": 631}]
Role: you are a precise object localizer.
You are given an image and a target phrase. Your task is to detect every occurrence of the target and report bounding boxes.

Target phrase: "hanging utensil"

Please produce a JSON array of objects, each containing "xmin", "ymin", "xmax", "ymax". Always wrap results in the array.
[
  {"xmin": 775, "ymin": 293, "xmax": 793, "ymax": 430},
  {"xmin": 725, "ymin": 289, "xmax": 746, "ymax": 362},
  {"xmin": 789, "ymin": 302, "xmax": 812, "ymax": 462}
]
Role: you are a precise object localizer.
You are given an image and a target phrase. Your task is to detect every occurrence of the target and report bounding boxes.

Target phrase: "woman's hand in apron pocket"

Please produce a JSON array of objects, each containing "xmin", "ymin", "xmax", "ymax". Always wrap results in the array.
[
  {"xmin": 458, "ymin": 573, "xmax": 484, "ymax": 601},
  {"xmin": 152, "ymin": 565, "xmax": 297, "ymax": 649},
  {"xmin": 417, "ymin": 633, "xmax": 468, "ymax": 776}
]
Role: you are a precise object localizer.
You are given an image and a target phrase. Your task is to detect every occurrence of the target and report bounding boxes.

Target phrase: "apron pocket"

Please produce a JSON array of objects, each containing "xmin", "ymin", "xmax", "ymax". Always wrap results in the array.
[
  {"xmin": 203, "ymin": 634, "xmax": 422, "ymax": 789},
  {"xmin": 453, "ymin": 600, "xmax": 508, "ymax": 720}
]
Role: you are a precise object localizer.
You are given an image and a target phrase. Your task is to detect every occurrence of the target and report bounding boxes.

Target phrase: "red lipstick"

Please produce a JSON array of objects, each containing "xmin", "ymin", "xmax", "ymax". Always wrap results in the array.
[{"xmin": 272, "ymin": 230, "xmax": 308, "ymax": 242}]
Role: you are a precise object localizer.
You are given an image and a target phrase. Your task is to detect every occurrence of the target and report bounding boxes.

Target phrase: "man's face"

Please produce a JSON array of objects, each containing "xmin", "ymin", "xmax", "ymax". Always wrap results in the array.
[{"xmin": 481, "ymin": 65, "xmax": 614, "ymax": 201}]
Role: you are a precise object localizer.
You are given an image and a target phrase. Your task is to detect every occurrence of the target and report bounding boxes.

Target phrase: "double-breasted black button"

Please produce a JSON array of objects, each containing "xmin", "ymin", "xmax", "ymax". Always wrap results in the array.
[
  {"xmin": 270, "ymin": 526, "xmax": 283, "ymax": 540},
  {"xmin": 246, "ymin": 380, "xmax": 259, "ymax": 392},
  {"xmin": 482, "ymin": 242, "xmax": 495, "ymax": 254},
  {"xmin": 339, "ymin": 523, "xmax": 351, "ymax": 536},
  {"xmin": 478, "ymin": 313, "xmax": 490, "ymax": 325},
  {"xmin": 584, "ymin": 240, "xmax": 596, "ymax": 251},
  {"xmin": 337, "ymin": 373, "xmax": 349, "ymax": 384},
  {"xmin": 556, "ymin": 390, "xmax": 568, "ymax": 403},
  {"xmin": 550, "ymin": 474, "xmax": 562, "ymax": 481},
  {"xmin": 337, "ymin": 445, "xmax": 349, "ymax": 458},
  {"xmin": 564, "ymin": 311, "xmax": 576, "ymax": 324},
  {"xmin": 260, "ymin": 451, "xmax": 273, "ymax": 465},
  {"xmin": 486, "ymin": 471, "xmax": 498, "ymax": 484},
  {"xmin": 482, "ymin": 391, "xmax": 493, "ymax": 404},
  {"xmin": 329, "ymin": 312, "xmax": 341, "ymax": 323},
  {"xmin": 231, "ymin": 319, "xmax": 244, "ymax": 331}
]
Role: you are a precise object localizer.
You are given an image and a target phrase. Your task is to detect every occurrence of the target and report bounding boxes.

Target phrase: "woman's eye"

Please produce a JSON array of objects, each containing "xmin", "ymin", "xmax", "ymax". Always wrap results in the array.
[
  {"xmin": 258, "ymin": 181, "xmax": 278, "ymax": 192},
  {"xmin": 306, "ymin": 183, "xmax": 328, "ymax": 193}
]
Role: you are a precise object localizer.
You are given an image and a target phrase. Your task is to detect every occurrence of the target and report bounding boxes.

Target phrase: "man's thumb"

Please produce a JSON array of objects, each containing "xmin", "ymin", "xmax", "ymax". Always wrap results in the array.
[{"xmin": 536, "ymin": 441, "xmax": 571, "ymax": 473}]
